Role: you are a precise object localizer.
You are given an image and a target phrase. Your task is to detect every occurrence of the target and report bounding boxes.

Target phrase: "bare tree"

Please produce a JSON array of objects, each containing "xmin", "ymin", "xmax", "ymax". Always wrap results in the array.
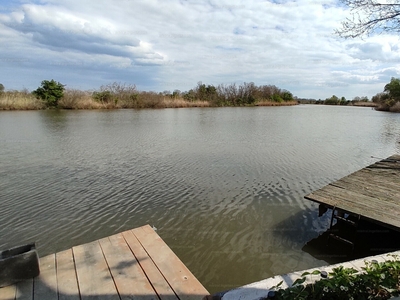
[{"xmin": 336, "ymin": 0, "xmax": 400, "ymax": 38}]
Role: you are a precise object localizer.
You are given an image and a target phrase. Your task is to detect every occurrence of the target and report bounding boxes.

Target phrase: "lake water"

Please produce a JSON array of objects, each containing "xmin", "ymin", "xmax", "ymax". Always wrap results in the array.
[{"xmin": 1, "ymin": 105, "xmax": 399, "ymax": 293}]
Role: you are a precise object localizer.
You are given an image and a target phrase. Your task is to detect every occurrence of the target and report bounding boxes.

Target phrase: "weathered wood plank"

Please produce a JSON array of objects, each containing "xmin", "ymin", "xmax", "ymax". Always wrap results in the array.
[
  {"xmin": 34, "ymin": 254, "xmax": 58, "ymax": 300},
  {"xmin": 56, "ymin": 249, "xmax": 80, "ymax": 300},
  {"xmin": 307, "ymin": 191, "xmax": 400, "ymax": 228},
  {"xmin": 309, "ymin": 188, "xmax": 400, "ymax": 220},
  {"xmin": 73, "ymin": 241, "xmax": 119, "ymax": 300},
  {"xmin": 335, "ymin": 169, "xmax": 400, "ymax": 189},
  {"xmin": 99, "ymin": 233, "xmax": 159, "ymax": 300},
  {"xmin": 15, "ymin": 278, "xmax": 33, "ymax": 300},
  {"xmin": 0, "ymin": 285, "xmax": 16, "ymax": 300},
  {"xmin": 305, "ymin": 155, "xmax": 400, "ymax": 229},
  {"xmin": 331, "ymin": 174, "xmax": 400, "ymax": 196},
  {"xmin": 122, "ymin": 230, "xmax": 178, "ymax": 300},
  {"xmin": 132, "ymin": 225, "xmax": 209, "ymax": 300},
  {"xmin": 320, "ymin": 185, "xmax": 400, "ymax": 214}
]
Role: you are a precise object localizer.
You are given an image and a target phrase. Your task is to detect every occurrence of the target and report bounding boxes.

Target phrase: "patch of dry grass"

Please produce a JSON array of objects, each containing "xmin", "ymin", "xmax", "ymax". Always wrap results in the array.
[
  {"xmin": 0, "ymin": 92, "xmax": 45, "ymax": 110},
  {"xmin": 255, "ymin": 100, "xmax": 298, "ymax": 106},
  {"xmin": 389, "ymin": 102, "xmax": 400, "ymax": 112},
  {"xmin": 352, "ymin": 101, "xmax": 377, "ymax": 107},
  {"xmin": 161, "ymin": 98, "xmax": 210, "ymax": 108},
  {"xmin": 58, "ymin": 89, "xmax": 104, "ymax": 109}
]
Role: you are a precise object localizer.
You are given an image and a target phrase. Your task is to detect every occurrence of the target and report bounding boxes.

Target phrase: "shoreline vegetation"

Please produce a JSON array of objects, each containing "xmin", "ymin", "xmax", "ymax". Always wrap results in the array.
[
  {"xmin": 0, "ymin": 81, "xmax": 298, "ymax": 111},
  {"xmin": 1, "ymin": 79, "xmax": 397, "ymax": 111}
]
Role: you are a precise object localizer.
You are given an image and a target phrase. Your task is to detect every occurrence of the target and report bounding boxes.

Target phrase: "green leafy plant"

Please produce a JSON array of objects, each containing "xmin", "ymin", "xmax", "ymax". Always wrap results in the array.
[
  {"xmin": 32, "ymin": 79, "xmax": 65, "ymax": 107},
  {"xmin": 270, "ymin": 257, "xmax": 400, "ymax": 300}
]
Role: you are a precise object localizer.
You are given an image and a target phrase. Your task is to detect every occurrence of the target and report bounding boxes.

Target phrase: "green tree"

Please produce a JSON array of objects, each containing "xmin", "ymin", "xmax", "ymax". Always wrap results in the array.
[
  {"xmin": 33, "ymin": 80, "xmax": 65, "ymax": 107},
  {"xmin": 372, "ymin": 78, "xmax": 400, "ymax": 111},
  {"xmin": 384, "ymin": 77, "xmax": 400, "ymax": 101},
  {"xmin": 0, "ymin": 83, "xmax": 4, "ymax": 93},
  {"xmin": 282, "ymin": 91, "xmax": 293, "ymax": 101},
  {"xmin": 325, "ymin": 95, "xmax": 340, "ymax": 105}
]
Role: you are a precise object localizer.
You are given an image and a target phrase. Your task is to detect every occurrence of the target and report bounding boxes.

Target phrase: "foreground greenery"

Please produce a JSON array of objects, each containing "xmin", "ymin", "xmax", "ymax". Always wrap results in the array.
[
  {"xmin": 372, "ymin": 78, "xmax": 400, "ymax": 112},
  {"xmin": 0, "ymin": 81, "xmax": 297, "ymax": 110},
  {"xmin": 271, "ymin": 256, "xmax": 400, "ymax": 300}
]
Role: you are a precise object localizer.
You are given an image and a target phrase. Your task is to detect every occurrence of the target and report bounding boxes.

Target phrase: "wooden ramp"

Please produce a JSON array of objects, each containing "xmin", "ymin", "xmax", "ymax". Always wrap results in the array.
[
  {"xmin": 305, "ymin": 154, "xmax": 400, "ymax": 230},
  {"xmin": 0, "ymin": 225, "xmax": 209, "ymax": 300}
]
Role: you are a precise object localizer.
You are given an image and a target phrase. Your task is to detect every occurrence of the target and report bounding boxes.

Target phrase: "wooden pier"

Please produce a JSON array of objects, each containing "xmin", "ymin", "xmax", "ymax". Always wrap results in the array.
[
  {"xmin": 305, "ymin": 154, "xmax": 400, "ymax": 230},
  {"xmin": 0, "ymin": 225, "xmax": 209, "ymax": 300}
]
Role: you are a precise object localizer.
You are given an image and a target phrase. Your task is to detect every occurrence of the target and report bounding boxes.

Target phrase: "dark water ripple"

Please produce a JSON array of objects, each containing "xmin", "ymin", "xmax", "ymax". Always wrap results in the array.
[{"xmin": 1, "ymin": 107, "xmax": 400, "ymax": 293}]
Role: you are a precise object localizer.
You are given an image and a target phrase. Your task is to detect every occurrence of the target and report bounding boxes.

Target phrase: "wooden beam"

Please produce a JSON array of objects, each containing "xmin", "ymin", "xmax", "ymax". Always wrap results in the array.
[
  {"xmin": 132, "ymin": 225, "xmax": 209, "ymax": 300},
  {"xmin": 73, "ymin": 241, "xmax": 119, "ymax": 300},
  {"xmin": 56, "ymin": 249, "xmax": 80, "ymax": 300},
  {"xmin": 34, "ymin": 255, "xmax": 58, "ymax": 300},
  {"xmin": 99, "ymin": 233, "xmax": 159, "ymax": 300},
  {"xmin": 0, "ymin": 284, "xmax": 16, "ymax": 300},
  {"xmin": 122, "ymin": 230, "xmax": 178, "ymax": 300},
  {"xmin": 15, "ymin": 278, "xmax": 33, "ymax": 300}
]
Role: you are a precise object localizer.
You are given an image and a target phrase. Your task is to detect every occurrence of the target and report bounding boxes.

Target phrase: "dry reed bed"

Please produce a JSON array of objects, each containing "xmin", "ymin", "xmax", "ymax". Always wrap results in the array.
[
  {"xmin": 352, "ymin": 101, "xmax": 377, "ymax": 107},
  {"xmin": 0, "ymin": 91, "xmax": 210, "ymax": 110},
  {"xmin": 0, "ymin": 93, "xmax": 44, "ymax": 110},
  {"xmin": 1, "ymin": 90, "xmax": 300, "ymax": 110},
  {"xmin": 255, "ymin": 100, "xmax": 298, "ymax": 106}
]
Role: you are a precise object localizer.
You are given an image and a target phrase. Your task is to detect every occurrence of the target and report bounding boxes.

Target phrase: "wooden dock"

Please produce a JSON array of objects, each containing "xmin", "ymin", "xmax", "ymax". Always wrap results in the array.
[
  {"xmin": 0, "ymin": 225, "xmax": 209, "ymax": 300},
  {"xmin": 305, "ymin": 154, "xmax": 400, "ymax": 230}
]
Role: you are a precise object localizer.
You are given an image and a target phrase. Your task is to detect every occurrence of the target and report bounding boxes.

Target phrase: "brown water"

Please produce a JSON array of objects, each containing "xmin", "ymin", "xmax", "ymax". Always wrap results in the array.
[{"xmin": 0, "ymin": 105, "xmax": 399, "ymax": 293}]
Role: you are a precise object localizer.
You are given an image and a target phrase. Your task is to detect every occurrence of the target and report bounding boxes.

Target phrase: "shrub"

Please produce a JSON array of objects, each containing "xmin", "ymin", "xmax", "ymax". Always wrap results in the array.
[
  {"xmin": 32, "ymin": 80, "xmax": 65, "ymax": 107},
  {"xmin": 271, "ymin": 257, "xmax": 400, "ymax": 300}
]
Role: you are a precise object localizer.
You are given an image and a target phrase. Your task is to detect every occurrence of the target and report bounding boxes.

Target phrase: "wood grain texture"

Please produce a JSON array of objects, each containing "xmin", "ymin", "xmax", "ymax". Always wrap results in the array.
[
  {"xmin": 0, "ymin": 225, "xmax": 209, "ymax": 300},
  {"xmin": 56, "ymin": 249, "xmax": 80, "ymax": 300},
  {"xmin": 73, "ymin": 241, "xmax": 119, "ymax": 300},
  {"xmin": 132, "ymin": 225, "xmax": 209, "ymax": 300},
  {"xmin": 122, "ymin": 230, "xmax": 178, "ymax": 300},
  {"xmin": 305, "ymin": 155, "xmax": 400, "ymax": 229},
  {"xmin": 0, "ymin": 284, "xmax": 16, "ymax": 300},
  {"xmin": 99, "ymin": 234, "xmax": 158, "ymax": 300},
  {"xmin": 34, "ymin": 255, "xmax": 58, "ymax": 300}
]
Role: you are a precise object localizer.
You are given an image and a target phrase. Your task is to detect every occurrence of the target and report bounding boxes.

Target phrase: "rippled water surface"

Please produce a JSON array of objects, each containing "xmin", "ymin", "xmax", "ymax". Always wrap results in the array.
[{"xmin": 1, "ymin": 105, "xmax": 400, "ymax": 293}]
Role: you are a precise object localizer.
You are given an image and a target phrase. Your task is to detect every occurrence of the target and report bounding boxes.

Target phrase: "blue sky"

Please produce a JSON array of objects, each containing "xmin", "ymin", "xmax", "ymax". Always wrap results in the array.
[{"xmin": 0, "ymin": 0, "xmax": 399, "ymax": 99}]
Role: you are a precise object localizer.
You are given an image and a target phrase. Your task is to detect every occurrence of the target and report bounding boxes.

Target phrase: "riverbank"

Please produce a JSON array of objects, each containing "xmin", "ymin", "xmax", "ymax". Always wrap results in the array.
[{"xmin": 0, "ymin": 90, "xmax": 298, "ymax": 110}]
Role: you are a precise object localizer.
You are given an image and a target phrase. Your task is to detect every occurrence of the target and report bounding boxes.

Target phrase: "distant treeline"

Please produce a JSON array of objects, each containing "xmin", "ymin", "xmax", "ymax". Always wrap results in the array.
[
  {"xmin": 298, "ymin": 77, "xmax": 400, "ymax": 112},
  {"xmin": 181, "ymin": 82, "xmax": 294, "ymax": 106},
  {"xmin": 297, "ymin": 96, "xmax": 377, "ymax": 107},
  {"xmin": 0, "ymin": 81, "xmax": 297, "ymax": 110}
]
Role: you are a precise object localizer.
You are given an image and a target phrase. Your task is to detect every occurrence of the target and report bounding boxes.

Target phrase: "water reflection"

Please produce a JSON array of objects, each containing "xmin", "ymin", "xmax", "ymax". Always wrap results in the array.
[{"xmin": 0, "ymin": 106, "xmax": 400, "ymax": 293}]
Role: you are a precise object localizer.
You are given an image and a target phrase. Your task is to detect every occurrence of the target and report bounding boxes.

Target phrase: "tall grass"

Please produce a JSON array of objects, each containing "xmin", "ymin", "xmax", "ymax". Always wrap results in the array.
[
  {"xmin": 58, "ymin": 89, "xmax": 103, "ymax": 109},
  {"xmin": 0, "ymin": 82, "xmax": 298, "ymax": 110},
  {"xmin": 255, "ymin": 100, "xmax": 298, "ymax": 106},
  {"xmin": 0, "ymin": 91, "xmax": 44, "ymax": 110},
  {"xmin": 389, "ymin": 102, "xmax": 400, "ymax": 112}
]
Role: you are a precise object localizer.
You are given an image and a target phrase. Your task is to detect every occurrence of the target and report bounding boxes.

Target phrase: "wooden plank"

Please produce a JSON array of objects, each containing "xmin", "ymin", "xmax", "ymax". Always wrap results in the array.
[
  {"xmin": 15, "ymin": 278, "xmax": 33, "ymax": 300},
  {"xmin": 132, "ymin": 225, "xmax": 209, "ymax": 300},
  {"xmin": 320, "ymin": 185, "xmax": 400, "ymax": 214},
  {"xmin": 331, "ymin": 180, "xmax": 400, "ymax": 205},
  {"xmin": 56, "ymin": 249, "xmax": 80, "ymax": 300},
  {"xmin": 334, "ymin": 172, "xmax": 400, "ymax": 192},
  {"xmin": 334, "ymin": 169, "xmax": 400, "ymax": 190},
  {"xmin": 99, "ymin": 233, "xmax": 158, "ymax": 300},
  {"xmin": 122, "ymin": 230, "xmax": 178, "ymax": 300},
  {"xmin": 34, "ymin": 254, "xmax": 58, "ymax": 300},
  {"xmin": 0, "ymin": 285, "xmax": 16, "ymax": 300},
  {"xmin": 309, "ymin": 188, "xmax": 400, "ymax": 220},
  {"xmin": 307, "ymin": 190, "xmax": 400, "ymax": 228},
  {"xmin": 73, "ymin": 240, "xmax": 119, "ymax": 300}
]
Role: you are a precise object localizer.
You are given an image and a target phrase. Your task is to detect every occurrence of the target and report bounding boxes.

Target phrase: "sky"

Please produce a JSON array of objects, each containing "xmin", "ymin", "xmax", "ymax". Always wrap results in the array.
[{"xmin": 0, "ymin": 0, "xmax": 399, "ymax": 99}]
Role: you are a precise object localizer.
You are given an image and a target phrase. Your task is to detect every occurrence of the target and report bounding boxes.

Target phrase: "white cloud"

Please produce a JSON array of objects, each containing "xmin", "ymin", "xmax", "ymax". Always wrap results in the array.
[{"xmin": 0, "ymin": 0, "xmax": 399, "ymax": 98}]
